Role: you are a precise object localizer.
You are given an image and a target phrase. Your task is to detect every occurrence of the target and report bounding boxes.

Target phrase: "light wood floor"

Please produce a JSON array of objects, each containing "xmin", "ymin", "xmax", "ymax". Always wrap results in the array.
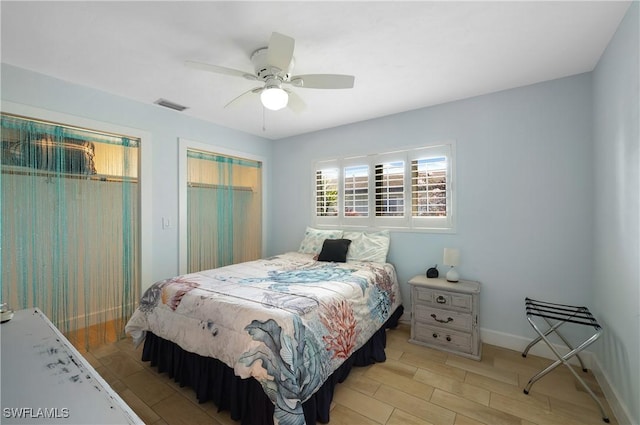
[{"xmin": 71, "ymin": 323, "xmax": 617, "ymax": 425}]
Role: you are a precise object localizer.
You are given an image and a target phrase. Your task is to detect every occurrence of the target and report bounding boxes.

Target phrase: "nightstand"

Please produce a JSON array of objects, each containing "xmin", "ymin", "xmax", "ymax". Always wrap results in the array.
[{"xmin": 408, "ymin": 275, "xmax": 481, "ymax": 360}]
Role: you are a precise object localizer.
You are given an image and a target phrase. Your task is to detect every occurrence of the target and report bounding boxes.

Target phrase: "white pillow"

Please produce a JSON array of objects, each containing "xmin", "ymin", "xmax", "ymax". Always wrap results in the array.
[
  {"xmin": 344, "ymin": 230, "xmax": 390, "ymax": 263},
  {"xmin": 298, "ymin": 227, "xmax": 344, "ymax": 254}
]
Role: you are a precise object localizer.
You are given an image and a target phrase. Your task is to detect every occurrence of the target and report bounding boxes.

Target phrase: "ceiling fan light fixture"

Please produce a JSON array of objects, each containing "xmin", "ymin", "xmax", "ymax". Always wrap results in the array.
[
  {"xmin": 186, "ymin": 32, "xmax": 354, "ymax": 112},
  {"xmin": 260, "ymin": 86, "xmax": 288, "ymax": 111}
]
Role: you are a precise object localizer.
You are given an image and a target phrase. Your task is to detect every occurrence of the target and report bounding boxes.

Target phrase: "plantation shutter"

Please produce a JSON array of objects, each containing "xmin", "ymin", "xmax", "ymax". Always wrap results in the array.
[
  {"xmin": 411, "ymin": 156, "xmax": 447, "ymax": 217},
  {"xmin": 343, "ymin": 164, "xmax": 369, "ymax": 217},
  {"xmin": 375, "ymin": 161, "xmax": 404, "ymax": 217},
  {"xmin": 315, "ymin": 164, "xmax": 339, "ymax": 225}
]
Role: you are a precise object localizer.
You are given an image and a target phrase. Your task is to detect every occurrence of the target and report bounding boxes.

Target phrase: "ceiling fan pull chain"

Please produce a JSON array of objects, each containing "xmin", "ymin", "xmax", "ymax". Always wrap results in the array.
[{"xmin": 262, "ymin": 106, "xmax": 267, "ymax": 132}]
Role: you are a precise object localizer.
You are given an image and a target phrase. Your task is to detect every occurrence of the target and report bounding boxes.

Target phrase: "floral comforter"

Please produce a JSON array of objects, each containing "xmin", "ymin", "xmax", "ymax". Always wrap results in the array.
[{"xmin": 125, "ymin": 252, "xmax": 401, "ymax": 425}]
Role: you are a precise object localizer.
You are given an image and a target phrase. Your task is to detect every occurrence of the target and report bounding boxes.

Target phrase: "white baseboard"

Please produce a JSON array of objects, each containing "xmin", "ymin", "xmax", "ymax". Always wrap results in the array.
[
  {"xmin": 590, "ymin": 355, "xmax": 636, "ymax": 425},
  {"xmin": 58, "ymin": 305, "xmax": 131, "ymax": 329},
  {"xmin": 480, "ymin": 327, "xmax": 593, "ymax": 368}
]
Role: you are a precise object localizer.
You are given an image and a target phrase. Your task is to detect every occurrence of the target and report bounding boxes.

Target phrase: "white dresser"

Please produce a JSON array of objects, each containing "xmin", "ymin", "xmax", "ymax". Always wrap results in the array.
[
  {"xmin": 0, "ymin": 308, "xmax": 143, "ymax": 424},
  {"xmin": 408, "ymin": 276, "xmax": 481, "ymax": 360}
]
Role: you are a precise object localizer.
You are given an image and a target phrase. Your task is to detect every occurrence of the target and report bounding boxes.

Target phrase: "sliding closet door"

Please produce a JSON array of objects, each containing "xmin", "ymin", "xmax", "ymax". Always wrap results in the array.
[
  {"xmin": 1, "ymin": 114, "xmax": 139, "ymax": 348},
  {"xmin": 186, "ymin": 149, "xmax": 262, "ymax": 272}
]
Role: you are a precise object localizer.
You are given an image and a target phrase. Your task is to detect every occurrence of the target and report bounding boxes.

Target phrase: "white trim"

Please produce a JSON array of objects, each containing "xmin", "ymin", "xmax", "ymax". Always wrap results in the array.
[
  {"xmin": 0, "ymin": 100, "xmax": 153, "ymax": 294},
  {"xmin": 59, "ymin": 305, "xmax": 134, "ymax": 328},
  {"xmin": 591, "ymin": 356, "xmax": 633, "ymax": 425},
  {"xmin": 481, "ymin": 327, "xmax": 593, "ymax": 369},
  {"xmin": 178, "ymin": 138, "xmax": 267, "ymax": 275}
]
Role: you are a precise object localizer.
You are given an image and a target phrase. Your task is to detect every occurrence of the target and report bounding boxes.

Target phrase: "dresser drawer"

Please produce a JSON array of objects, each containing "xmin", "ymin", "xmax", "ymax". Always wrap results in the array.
[
  {"xmin": 414, "ymin": 304, "xmax": 472, "ymax": 332},
  {"xmin": 414, "ymin": 286, "xmax": 433, "ymax": 303},
  {"xmin": 414, "ymin": 322, "xmax": 472, "ymax": 353},
  {"xmin": 415, "ymin": 286, "xmax": 472, "ymax": 312}
]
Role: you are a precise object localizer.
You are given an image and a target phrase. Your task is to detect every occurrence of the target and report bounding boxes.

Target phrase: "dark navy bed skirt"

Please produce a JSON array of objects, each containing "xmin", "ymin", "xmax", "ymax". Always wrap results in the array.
[{"xmin": 141, "ymin": 305, "xmax": 403, "ymax": 425}]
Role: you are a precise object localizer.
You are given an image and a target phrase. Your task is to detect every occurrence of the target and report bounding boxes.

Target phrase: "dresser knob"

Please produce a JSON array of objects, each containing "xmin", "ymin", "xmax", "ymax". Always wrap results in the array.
[
  {"xmin": 446, "ymin": 336, "xmax": 452, "ymax": 342},
  {"xmin": 436, "ymin": 295, "xmax": 447, "ymax": 304},
  {"xmin": 432, "ymin": 333, "xmax": 438, "ymax": 339}
]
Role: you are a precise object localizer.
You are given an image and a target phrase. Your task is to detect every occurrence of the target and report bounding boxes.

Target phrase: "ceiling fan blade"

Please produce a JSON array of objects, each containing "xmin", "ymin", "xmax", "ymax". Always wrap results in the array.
[
  {"xmin": 185, "ymin": 60, "xmax": 257, "ymax": 81},
  {"xmin": 266, "ymin": 32, "xmax": 295, "ymax": 72},
  {"xmin": 289, "ymin": 74, "xmax": 355, "ymax": 89},
  {"xmin": 284, "ymin": 89, "xmax": 306, "ymax": 114},
  {"xmin": 224, "ymin": 87, "xmax": 263, "ymax": 109}
]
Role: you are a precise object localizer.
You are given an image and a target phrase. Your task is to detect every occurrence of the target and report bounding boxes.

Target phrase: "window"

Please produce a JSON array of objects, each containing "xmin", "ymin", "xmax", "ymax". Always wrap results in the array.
[
  {"xmin": 375, "ymin": 161, "xmax": 405, "ymax": 217},
  {"xmin": 411, "ymin": 156, "xmax": 447, "ymax": 217},
  {"xmin": 316, "ymin": 168, "xmax": 338, "ymax": 217},
  {"xmin": 313, "ymin": 142, "xmax": 455, "ymax": 232},
  {"xmin": 344, "ymin": 164, "xmax": 368, "ymax": 217}
]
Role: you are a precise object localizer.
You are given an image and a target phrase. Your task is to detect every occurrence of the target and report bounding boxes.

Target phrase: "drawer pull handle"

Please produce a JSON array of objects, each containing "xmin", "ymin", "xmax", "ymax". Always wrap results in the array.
[
  {"xmin": 432, "ymin": 333, "xmax": 438, "ymax": 339},
  {"xmin": 446, "ymin": 336, "xmax": 452, "ymax": 342},
  {"xmin": 436, "ymin": 295, "xmax": 447, "ymax": 304},
  {"xmin": 431, "ymin": 314, "xmax": 453, "ymax": 324}
]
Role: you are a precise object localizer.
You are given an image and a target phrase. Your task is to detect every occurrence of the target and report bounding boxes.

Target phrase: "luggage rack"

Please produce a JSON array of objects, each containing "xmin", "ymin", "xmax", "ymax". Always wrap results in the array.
[{"xmin": 522, "ymin": 297, "xmax": 609, "ymax": 423}]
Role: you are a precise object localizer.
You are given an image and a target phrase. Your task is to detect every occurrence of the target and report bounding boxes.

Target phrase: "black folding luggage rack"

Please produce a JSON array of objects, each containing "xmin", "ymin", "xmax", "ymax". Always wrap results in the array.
[{"xmin": 521, "ymin": 297, "xmax": 610, "ymax": 423}]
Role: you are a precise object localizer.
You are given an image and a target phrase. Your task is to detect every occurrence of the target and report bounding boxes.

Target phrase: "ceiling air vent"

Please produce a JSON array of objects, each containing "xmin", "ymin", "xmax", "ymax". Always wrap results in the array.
[{"xmin": 154, "ymin": 98, "xmax": 188, "ymax": 112}]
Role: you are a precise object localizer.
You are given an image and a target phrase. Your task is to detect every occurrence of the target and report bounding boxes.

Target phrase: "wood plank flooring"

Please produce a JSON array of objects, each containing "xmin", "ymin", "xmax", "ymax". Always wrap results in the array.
[{"xmin": 70, "ymin": 323, "xmax": 617, "ymax": 425}]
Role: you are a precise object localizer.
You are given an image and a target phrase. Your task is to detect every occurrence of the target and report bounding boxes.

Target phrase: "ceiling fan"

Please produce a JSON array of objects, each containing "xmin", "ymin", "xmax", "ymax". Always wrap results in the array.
[{"xmin": 186, "ymin": 32, "xmax": 355, "ymax": 112}]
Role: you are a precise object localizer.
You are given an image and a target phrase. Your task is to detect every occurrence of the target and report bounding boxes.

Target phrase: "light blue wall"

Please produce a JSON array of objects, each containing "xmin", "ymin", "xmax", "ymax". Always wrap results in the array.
[
  {"xmin": 2, "ymin": 5, "xmax": 637, "ymax": 418},
  {"xmin": 1, "ymin": 64, "xmax": 272, "ymax": 285},
  {"xmin": 271, "ymin": 74, "xmax": 594, "ymax": 342},
  {"xmin": 592, "ymin": 2, "xmax": 639, "ymax": 424}
]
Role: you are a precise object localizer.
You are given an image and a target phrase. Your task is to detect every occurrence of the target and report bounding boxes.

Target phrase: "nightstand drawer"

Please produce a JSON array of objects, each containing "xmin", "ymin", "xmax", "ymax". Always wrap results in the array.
[
  {"xmin": 415, "ymin": 286, "xmax": 472, "ymax": 312},
  {"xmin": 414, "ymin": 286, "xmax": 433, "ymax": 303},
  {"xmin": 415, "ymin": 304, "xmax": 472, "ymax": 332},
  {"xmin": 414, "ymin": 322, "xmax": 472, "ymax": 353}
]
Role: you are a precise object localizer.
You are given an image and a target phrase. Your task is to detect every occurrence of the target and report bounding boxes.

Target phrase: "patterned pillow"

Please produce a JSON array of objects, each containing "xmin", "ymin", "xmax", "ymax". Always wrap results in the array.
[
  {"xmin": 298, "ymin": 227, "xmax": 344, "ymax": 254},
  {"xmin": 344, "ymin": 230, "xmax": 390, "ymax": 263}
]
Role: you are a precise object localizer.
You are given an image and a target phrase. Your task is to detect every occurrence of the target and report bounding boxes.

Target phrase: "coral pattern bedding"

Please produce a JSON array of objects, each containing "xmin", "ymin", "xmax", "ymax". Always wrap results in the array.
[{"xmin": 125, "ymin": 251, "xmax": 402, "ymax": 425}]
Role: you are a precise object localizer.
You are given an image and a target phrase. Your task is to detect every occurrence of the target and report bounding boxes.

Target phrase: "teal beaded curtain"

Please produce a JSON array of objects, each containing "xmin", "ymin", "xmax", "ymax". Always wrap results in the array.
[
  {"xmin": 1, "ymin": 113, "xmax": 139, "ymax": 349},
  {"xmin": 186, "ymin": 150, "xmax": 262, "ymax": 272}
]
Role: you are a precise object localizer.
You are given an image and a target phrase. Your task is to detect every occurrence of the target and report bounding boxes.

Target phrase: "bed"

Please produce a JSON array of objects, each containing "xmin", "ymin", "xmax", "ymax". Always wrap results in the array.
[{"xmin": 125, "ymin": 228, "xmax": 403, "ymax": 425}]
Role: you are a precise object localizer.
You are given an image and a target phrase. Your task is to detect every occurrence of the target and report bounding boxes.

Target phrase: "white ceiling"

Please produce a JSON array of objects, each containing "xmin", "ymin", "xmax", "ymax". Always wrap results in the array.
[{"xmin": 1, "ymin": 1, "xmax": 630, "ymax": 140}]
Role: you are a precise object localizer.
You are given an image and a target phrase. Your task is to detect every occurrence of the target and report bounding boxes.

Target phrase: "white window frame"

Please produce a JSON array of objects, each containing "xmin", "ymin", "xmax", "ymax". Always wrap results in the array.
[{"xmin": 312, "ymin": 141, "xmax": 456, "ymax": 233}]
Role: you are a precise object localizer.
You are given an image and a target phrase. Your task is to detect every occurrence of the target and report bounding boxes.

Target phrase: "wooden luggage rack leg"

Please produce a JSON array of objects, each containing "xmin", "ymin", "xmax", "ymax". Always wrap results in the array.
[{"xmin": 521, "ymin": 298, "xmax": 610, "ymax": 423}]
